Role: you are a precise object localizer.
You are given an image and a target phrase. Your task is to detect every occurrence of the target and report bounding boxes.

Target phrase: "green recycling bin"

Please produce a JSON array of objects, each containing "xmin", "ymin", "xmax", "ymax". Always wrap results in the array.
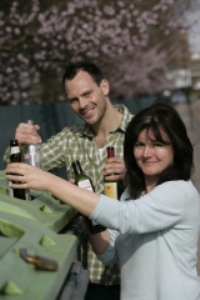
[
  {"xmin": 0, "ymin": 171, "xmax": 77, "ymax": 233},
  {"xmin": 0, "ymin": 211, "xmax": 78, "ymax": 300},
  {"xmin": 0, "ymin": 171, "xmax": 89, "ymax": 299}
]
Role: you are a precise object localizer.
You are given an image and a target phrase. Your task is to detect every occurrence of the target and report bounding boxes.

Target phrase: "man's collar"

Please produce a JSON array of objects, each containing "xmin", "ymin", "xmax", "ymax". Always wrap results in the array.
[{"xmin": 113, "ymin": 104, "xmax": 130, "ymax": 132}]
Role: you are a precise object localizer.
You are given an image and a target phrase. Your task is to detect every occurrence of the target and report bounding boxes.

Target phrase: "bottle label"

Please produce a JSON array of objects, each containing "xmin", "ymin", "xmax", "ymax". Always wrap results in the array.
[
  {"xmin": 28, "ymin": 145, "xmax": 36, "ymax": 155},
  {"xmin": 23, "ymin": 145, "xmax": 41, "ymax": 168},
  {"xmin": 78, "ymin": 180, "xmax": 93, "ymax": 191},
  {"xmin": 104, "ymin": 182, "xmax": 118, "ymax": 199},
  {"xmin": 10, "ymin": 146, "xmax": 20, "ymax": 155}
]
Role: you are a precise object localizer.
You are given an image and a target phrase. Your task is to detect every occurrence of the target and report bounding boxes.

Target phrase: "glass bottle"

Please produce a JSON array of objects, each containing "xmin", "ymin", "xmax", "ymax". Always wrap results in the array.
[
  {"xmin": 8, "ymin": 139, "xmax": 30, "ymax": 200},
  {"xmin": 22, "ymin": 120, "xmax": 41, "ymax": 168},
  {"xmin": 104, "ymin": 146, "xmax": 123, "ymax": 199},
  {"xmin": 72, "ymin": 160, "xmax": 106, "ymax": 235}
]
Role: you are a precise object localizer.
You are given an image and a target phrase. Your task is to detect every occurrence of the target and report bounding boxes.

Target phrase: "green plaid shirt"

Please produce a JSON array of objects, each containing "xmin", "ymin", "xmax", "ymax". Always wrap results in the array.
[
  {"xmin": 4, "ymin": 104, "xmax": 133, "ymax": 285},
  {"xmin": 41, "ymin": 105, "xmax": 133, "ymax": 191}
]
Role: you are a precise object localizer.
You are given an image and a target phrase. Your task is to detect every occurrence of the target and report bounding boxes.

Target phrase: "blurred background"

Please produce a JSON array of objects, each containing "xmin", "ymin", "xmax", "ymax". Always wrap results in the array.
[
  {"xmin": 1, "ymin": 0, "xmax": 200, "ymax": 104},
  {"xmin": 0, "ymin": 0, "xmax": 200, "ymax": 274}
]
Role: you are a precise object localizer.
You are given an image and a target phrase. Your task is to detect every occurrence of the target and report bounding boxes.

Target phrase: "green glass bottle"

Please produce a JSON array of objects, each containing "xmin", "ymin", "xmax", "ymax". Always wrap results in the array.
[
  {"xmin": 72, "ymin": 160, "xmax": 106, "ymax": 235},
  {"xmin": 104, "ymin": 146, "xmax": 123, "ymax": 200}
]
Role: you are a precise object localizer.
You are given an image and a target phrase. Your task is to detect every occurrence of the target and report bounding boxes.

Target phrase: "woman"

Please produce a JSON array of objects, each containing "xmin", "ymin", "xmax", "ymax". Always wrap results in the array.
[{"xmin": 5, "ymin": 102, "xmax": 200, "ymax": 300}]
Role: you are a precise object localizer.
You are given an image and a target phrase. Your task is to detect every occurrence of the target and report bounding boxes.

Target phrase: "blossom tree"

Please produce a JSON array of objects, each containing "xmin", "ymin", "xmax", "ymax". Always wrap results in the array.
[{"xmin": 0, "ymin": 0, "xmax": 194, "ymax": 104}]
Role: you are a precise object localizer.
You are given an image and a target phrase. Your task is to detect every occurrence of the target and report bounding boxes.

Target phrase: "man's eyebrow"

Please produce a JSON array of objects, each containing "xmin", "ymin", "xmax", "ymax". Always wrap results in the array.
[
  {"xmin": 82, "ymin": 89, "xmax": 92, "ymax": 95},
  {"xmin": 67, "ymin": 96, "xmax": 78, "ymax": 101},
  {"xmin": 67, "ymin": 89, "xmax": 93, "ymax": 101}
]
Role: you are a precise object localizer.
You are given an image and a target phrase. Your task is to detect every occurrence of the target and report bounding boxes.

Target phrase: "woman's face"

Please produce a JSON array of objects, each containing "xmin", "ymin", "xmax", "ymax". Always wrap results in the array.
[{"xmin": 133, "ymin": 127, "xmax": 174, "ymax": 188}]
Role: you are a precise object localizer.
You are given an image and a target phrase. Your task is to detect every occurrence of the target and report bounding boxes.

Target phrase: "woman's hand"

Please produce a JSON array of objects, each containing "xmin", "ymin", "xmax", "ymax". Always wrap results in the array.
[{"xmin": 5, "ymin": 163, "xmax": 52, "ymax": 191}]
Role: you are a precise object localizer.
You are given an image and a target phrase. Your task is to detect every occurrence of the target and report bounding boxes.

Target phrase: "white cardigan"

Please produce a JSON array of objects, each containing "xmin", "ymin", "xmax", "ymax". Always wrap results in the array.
[{"xmin": 90, "ymin": 180, "xmax": 200, "ymax": 300}]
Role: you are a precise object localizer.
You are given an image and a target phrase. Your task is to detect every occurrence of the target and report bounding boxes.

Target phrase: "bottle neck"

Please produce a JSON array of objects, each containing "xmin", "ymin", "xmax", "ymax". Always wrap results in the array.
[
  {"xmin": 10, "ymin": 146, "xmax": 20, "ymax": 155},
  {"xmin": 72, "ymin": 161, "xmax": 83, "ymax": 175},
  {"xmin": 107, "ymin": 147, "xmax": 115, "ymax": 158},
  {"xmin": 26, "ymin": 120, "xmax": 34, "ymax": 125},
  {"xmin": 10, "ymin": 140, "xmax": 20, "ymax": 155}
]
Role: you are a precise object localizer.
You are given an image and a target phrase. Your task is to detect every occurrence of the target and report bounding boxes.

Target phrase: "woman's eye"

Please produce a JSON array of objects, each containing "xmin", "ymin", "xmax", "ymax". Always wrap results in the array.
[
  {"xmin": 135, "ymin": 143, "xmax": 143, "ymax": 148},
  {"xmin": 153, "ymin": 142, "xmax": 163, "ymax": 147}
]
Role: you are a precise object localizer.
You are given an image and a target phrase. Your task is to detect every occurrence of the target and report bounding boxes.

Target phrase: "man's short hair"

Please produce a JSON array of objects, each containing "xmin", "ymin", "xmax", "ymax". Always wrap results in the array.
[{"xmin": 62, "ymin": 61, "xmax": 105, "ymax": 86}]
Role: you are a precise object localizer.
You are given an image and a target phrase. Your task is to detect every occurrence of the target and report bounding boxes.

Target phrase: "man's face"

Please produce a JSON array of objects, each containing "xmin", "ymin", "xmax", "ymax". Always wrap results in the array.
[{"xmin": 65, "ymin": 70, "xmax": 109, "ymax": 127}]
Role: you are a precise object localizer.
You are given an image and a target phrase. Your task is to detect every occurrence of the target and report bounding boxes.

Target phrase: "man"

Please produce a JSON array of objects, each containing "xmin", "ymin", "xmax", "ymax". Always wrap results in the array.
[{"xmin": 4, "ymin": 62, "xmax": 133, "ymax": 299}]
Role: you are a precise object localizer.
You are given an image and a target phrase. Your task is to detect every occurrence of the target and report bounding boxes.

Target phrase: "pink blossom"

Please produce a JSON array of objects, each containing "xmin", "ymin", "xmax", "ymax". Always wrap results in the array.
[
  {"xmin": 14, "ymin": 28, "xmax": 20, "ymax": 35},
  {"xmin": 6, "ymin": 67, "xmax": 12, "ymax": 74},
  {"xmin": 6, "ymin": 27, "xmax": 12, "ymax": 33},
  {"xmin": 21, "ymin": 92, "xmax": 28, "ymax": 98},
  {"xmin": 0, "ymin": 0, "xmax": 193, "ymax": 104}
]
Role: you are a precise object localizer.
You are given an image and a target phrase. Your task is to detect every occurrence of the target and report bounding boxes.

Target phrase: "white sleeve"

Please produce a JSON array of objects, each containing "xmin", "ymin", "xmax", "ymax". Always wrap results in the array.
[
  {"xmin": 90, "ymin": 181, "xmax": 188, "ymax": 234},
  {"xmin": 97, "ymin": 229, "xmax": 119, "ymax": 265}
]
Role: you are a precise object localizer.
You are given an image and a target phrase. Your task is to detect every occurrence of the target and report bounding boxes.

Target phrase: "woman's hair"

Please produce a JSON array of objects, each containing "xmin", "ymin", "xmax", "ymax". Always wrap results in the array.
[{"xmin": 124, "ymin": 101, "xmax": 194, "ymax": 199}]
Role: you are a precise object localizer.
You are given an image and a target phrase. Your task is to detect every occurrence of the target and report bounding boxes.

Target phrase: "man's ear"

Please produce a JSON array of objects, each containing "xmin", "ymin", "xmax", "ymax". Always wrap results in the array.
[{"xmin": 100, "ymin": 79, "xmax": 110, "ymax": 96}]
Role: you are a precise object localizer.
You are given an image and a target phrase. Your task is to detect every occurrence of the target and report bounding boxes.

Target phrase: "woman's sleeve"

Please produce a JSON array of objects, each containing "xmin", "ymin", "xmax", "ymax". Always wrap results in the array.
[
  {"xmin": 97, "ymin": 229, "xmax": 119, "ymax": 265},
  {"xmin": 90, "ymin": 181, "xmax": 188, "ymax": 234}
]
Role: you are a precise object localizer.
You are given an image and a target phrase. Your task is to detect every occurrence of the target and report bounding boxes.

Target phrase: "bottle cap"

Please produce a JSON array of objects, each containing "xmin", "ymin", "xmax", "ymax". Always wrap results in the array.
[
  {"xmin": 10, "ymin": 139, "xmax": 19, "ymax": 146},
  {"xmin": 26, "ymin": 120, "xmax": 34, "ymax": 125},
  {"xmin": 72, "ymin": 160, "xmax": 82, "ymax": 173},
  {"xmin": 107, "ymin": 147, "xmax": 115, "ymax": 158}
]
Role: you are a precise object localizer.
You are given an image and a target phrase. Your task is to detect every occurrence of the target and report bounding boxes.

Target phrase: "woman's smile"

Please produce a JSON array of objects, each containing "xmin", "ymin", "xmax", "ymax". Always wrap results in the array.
[{"xmin": 134, "ymin": 128, "xmax": 174, "ymax": 187}]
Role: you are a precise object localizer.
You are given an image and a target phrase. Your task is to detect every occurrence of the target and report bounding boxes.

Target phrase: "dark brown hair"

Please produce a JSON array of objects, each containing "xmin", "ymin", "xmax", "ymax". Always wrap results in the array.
[{"xmin": 124, "ymin": 101, "xmax": 194, "ymax": 199}]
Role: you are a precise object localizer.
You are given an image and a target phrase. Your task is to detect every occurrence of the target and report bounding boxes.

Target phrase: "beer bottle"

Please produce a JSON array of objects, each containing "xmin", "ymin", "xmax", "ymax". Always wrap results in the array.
[
  {"xmin": 72, "ymin": 160, "xmax": 106, "ymax": 234},
  {"xmin": 104, "ymin": 146, "xmax": 123, "ymax": 199},
  {"xmin": 8, "ymin": 139, "xmax": 27, "ymax": 200}
]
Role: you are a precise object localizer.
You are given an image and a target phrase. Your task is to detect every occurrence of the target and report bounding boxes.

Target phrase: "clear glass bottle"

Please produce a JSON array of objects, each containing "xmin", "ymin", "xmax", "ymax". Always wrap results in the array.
[
  {"xmin": 8, "ymin": 139, "xmax": 30, "ymax": 200},
  {"xmin": 22, "ymin": 120, "xmax": 41, "ymax": 168},
  {"xmin": 104, "ymin": 146, "xmax": 123, "ymax": 199},
  {"xmin": 72, "ymin": 160, "xmax": 106, "ymax": 235}
]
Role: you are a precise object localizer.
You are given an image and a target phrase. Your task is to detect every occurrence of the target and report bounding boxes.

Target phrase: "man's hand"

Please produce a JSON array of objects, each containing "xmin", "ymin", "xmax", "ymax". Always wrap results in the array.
[
  {"xmin": 103, "ymin": 157, "xmax": 126, "ymax": 182},
  {"xmin": 15, "ymin": 123, "xmax": 42, "ymax": 147}
]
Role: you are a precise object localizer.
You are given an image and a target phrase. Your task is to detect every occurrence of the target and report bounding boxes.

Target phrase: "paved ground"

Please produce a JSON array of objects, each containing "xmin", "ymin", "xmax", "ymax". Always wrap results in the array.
[{"xmin": 174, "ymin": 100, "xmax": 200, "ymax": 275}]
